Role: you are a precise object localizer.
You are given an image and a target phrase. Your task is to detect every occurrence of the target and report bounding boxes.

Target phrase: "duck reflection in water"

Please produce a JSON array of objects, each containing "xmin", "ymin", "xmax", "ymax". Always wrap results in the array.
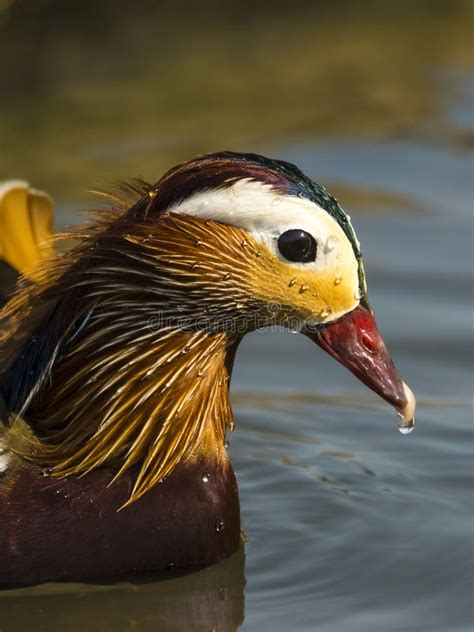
[{"xmin": 0, "ymin": 546, "xmax": 246, "ymax": 631}]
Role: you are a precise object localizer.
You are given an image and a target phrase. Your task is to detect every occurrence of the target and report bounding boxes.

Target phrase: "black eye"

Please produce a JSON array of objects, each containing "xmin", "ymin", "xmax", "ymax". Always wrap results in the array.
[{"xmin": 277, "ymin": 229, "xmax": 317, "ymax": 263}]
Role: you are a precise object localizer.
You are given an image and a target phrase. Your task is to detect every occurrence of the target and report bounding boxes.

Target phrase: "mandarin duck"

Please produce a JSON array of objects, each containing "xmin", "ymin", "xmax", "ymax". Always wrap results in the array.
[{"xmin": 0, "ymin": 152, "xmax": 415, "ymax": 585}]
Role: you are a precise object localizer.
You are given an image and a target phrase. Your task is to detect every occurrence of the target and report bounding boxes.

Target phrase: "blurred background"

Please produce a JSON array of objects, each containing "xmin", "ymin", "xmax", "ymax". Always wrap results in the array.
[
  {"xmin": 1, "ymin": 0, "xmax": 472, "ymax": 204},
  {"xmin": 0, "ymin": 1, "xmax": 472, "ymax": 631}
]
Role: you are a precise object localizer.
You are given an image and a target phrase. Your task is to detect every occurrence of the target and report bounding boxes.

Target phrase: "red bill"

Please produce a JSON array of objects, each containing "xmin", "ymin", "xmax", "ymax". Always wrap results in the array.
[{"xmin": 306, "ymin": 304, "xmax": 416, "ymax": 433}]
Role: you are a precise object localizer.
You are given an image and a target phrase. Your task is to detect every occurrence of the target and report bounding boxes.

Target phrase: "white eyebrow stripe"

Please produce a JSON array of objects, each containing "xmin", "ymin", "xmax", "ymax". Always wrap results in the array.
[{"xmin": 168, "ymin": 178, "xmax": 342, "ymax": 235}]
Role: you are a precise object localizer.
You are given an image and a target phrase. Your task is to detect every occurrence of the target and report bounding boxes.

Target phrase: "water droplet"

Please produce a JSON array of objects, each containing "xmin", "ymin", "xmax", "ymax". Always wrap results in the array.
[
  {"xmin": 325, "ymin": 235, "xmax": 339, "ymax": 253},
  {"xmin": 346, "ymin": 214, "xmax": 352, "ymax": 221},
  {"xmin": 215, "ymin": 519, "xmax": 224, "ymax": 533},
  {"xmin": 255, "ymin": 251, "xmax": 262, "ymax": 258},
  {"xmin": 319, "ymin": 306, "xmax": 332, "ymax": 319},
  {"xmin": 334, "ymin": 275, "xmax": 343, "ymax": 286},
  {"xmin": 148, "ymin": 190, "xmax": 157, "ymax": 199},
  {"xmin": 288, "ymin": 277, "xmax": 298, "ymax": 287},
  {"xmin": 195, "ymin": 240, "xmax": 204, "ymax": 247},
  {"xmin": 182, "ymin": 345, "xmax": 191, "ymax": 354},
  {"xmin": 397, "ymin": 413, "xmax": 415, "ymax": 435},
  {"xmin": 223, "ymin": 272, "xmax": 231, "ymax": 281},
  {"xmin": 240, "ymin": 239, "xmax": 249, "ymax": 248},
  {"xmin": 235, "ymin": 302, "xmax": 245, "ymax": 310},
  {"xmin": 299, "ymin": 283, "xmax": 310, "ymax": 294},
  {"xmin": 197, "ymin": 369, "xmax": 206, "ymax": 378},
  {"xmin": 202, "ymin": 473, "xmax": 210, "ymax": 483}
]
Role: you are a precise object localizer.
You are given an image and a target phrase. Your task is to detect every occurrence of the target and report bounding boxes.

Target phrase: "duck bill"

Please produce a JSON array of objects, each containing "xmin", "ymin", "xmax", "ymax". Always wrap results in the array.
[{"xmin": 305, "ymin": 304, "xmax": 416, "ymax": 429}]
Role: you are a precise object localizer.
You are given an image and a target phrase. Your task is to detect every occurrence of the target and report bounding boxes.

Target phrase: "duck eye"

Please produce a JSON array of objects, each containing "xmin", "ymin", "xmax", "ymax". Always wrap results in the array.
[{"xmin": 277, "ymin": 229, "xmax": 317, "ymax": 263}]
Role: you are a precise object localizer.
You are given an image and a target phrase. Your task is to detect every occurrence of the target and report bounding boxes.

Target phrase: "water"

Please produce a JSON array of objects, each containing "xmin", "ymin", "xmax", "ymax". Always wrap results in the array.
[
  {"xmin": 398, "ymin": 422, "xmax": 415, "ymax": 435},
  {"xmin": 0, "ymin": 2, "xmax": 472, "ymax": 631}
]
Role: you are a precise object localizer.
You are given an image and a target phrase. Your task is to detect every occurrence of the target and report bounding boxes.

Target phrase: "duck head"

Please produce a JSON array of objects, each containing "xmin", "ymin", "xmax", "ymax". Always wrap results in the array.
[
  {"xmin": 146, "ymin": 152, "xmax": 415, "ymax": 421},
  {"xmin": 1, "ymin": 152, "xmax": 415, "ymax": 505}
]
